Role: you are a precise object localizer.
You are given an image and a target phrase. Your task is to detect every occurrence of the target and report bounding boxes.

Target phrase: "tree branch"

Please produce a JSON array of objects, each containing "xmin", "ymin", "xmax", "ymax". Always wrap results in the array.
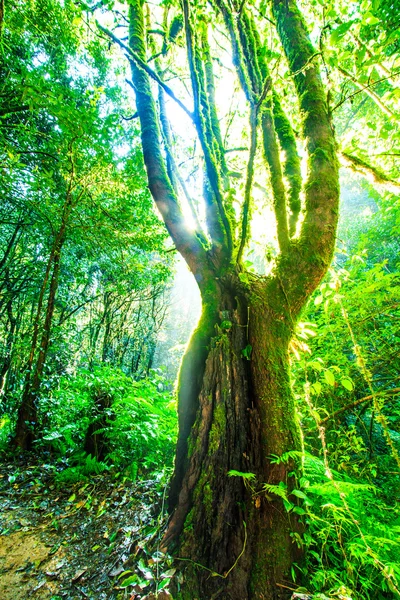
[
  {"xmin": 237, "ymin": 104, "xmax": 258, "ymax": 264},
  {"xmin": 340, "ymin": 152, "xmax": 400, "ymax": 193},
  {"xmin": 319, "ymin": 388, "xmax": 400, "ymax": 426},
  {"xmin": 182, "ymin": 0, "xmax": 233, "ymax": 260},
  {"xmin": 127, "ymin": 0, "xmax": 210, "ymax": 283},
  {"xmin": 272, "ymin": 93, "xmax": 302, "ymax": 236},
  {"xmin": 96, "ymin": 20, "xmax": 194, "ymax": 122},
  {"xmin": 334, "ymin": 66, "xmax": 399, "ymax": 120},
  {"xmin": 273, "ymin": 0, "xmax": 339, "ymax": 315}
]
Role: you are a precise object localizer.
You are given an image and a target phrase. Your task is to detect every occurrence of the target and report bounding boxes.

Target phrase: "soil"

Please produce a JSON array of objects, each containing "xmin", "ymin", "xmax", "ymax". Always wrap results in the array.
[{"xmin": 0, "ymin": 456, "xmax": 173, "ymax": 600}]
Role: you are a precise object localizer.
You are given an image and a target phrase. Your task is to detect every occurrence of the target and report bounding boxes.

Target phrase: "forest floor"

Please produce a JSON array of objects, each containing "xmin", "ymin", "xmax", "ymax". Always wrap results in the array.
[{"xmin": 0, "ymin": 456, "xmax": 174, "ymax": 600}]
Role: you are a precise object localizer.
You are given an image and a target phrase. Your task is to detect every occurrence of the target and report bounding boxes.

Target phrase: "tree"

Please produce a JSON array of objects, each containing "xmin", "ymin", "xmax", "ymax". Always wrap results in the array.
[
  {"xmin": 0, "ymin": 0, "xmax": 171, "ymax": 450},
  {"xmin": 96, "ymin": 0, "xmax": 340, "ymax": 597}
]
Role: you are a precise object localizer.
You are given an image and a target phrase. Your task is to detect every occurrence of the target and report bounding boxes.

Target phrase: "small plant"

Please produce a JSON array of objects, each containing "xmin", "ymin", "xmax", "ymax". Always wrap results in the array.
[{"xmin": 55, "ymin": 453, "xmax": 108, "ymax": 485}]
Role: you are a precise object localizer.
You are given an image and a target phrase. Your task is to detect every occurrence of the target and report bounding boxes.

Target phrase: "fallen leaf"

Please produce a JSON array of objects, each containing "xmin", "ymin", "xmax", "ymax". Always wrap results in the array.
[
  {"xmin": 71, "ymin": 568, "xmax": 87, "ymax": 582},
  {"xmin": 45, "ymin": 571, "xmax": 58, "ymax": 579},
  {"xmin": 32, "ymin": 581, "xmax": 46, "ymax": 592},
  {"xmin": 109, "ymin": 566, "xmax": 124, "ymax": 577}
]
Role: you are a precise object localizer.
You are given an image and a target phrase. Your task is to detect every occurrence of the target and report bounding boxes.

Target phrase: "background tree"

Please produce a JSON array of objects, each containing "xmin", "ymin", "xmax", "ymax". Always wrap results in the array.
[{"xmin": 0, "ymin": 0, "xmax": 172, "ymax": 450}]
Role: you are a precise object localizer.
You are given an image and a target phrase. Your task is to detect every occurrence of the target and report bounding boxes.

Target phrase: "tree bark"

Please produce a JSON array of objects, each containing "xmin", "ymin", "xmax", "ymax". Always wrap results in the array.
[
  {"xmin": 0, "ymin": 294, "xmax": 16, "ymax": 396},
  {"xmin": 164, "ymin": 276, "xmax": 302, "ymax": 599}
]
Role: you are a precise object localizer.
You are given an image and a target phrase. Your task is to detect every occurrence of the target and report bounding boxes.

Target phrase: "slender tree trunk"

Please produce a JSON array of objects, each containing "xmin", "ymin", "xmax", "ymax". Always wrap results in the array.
[
  {"xmin": 0, "ymin": 222, "xmax": 21, "ymax": 275},
  {"xmin": 14, "ymin": 228, "xmax": 65, "ymax": 450},
  {"xmin": 164, "ymin": 276, "xmax": 302, "ymax": 599},
  {"xmin": 146, "ymin": 339, "xmax": 156, "ymax": 374},
  {"xmin": 102, "ymin": 317, "xmax": 112, "ymax": 362},
  {"xmin": 0, "ymin": 296, "xmax": 16, "ymax": 395}
]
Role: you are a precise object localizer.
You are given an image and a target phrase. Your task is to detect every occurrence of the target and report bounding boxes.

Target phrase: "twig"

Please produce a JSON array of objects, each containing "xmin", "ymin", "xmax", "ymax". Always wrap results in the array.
[
  {"xmin": 292, "ymin": 52, "xmax": 322, "ymax": 77},
  {"xmin": 333, "ymin": 68, "xmax": 400, "ymax": 118},
  {"xmin": 237, "ymin": 104, "xmax": 258, "ymax": 263}
]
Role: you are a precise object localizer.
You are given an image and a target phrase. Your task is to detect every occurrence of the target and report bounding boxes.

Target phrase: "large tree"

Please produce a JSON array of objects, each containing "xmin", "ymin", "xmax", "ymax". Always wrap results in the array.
[{"xmin": 99, "ymin": 0, "xmax": 339, "ymax": 597}]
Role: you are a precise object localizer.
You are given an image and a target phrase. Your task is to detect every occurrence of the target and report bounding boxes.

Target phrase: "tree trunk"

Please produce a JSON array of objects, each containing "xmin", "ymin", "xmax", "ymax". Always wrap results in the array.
[
  {"xmin": 123, "ymin": 2, "xmax": 339, "ymax": 596},
  {"xmin": 164, "ymin": 277, "xmax": 302, "ymax": 599},
  {"xmin": 14, "ymin": 228, "xmax": 65, "ymax": 450},
  {"xmin": 0, "ymin": 284, "xmax": 17, "ymax": 396},
  {"xmin": 84, "ymin": 390, "xmax": 113, "ymax": 461}
]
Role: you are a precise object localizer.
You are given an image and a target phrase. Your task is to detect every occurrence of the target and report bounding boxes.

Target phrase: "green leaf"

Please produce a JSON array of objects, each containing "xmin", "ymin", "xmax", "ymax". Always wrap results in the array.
[
  {"xmin": 293, "ymin": 506, "xmax": 307, "ymax": 515},
  {"xmin": 362, "ymin": 12, "xmax": 380, "ymax": 25},
  {"xmin": 291, "ymin": 489, "xmax": 307, "ymax": 499},
  {"xmin": 120, "ymin": 574, "xmax": 139, "ymax": 587},
  {"xmin": 312, "ymin": 381, "xmax": 322, "ymax": 395},
  {"xmin": 341, "ymin": 378, "xmax": 354, "ymax": 391},
  {"xmin": 330, "ymin": 21, "xmax": 356, "ymax": 44},
  {"xmin": 324, "ymin": 370, "xmax": 335, "ymax": 386},
  {"xmin": 241, "ymin": 344, "xmax": 252, "ymax": 360},
  {"xmin": 157, "ymin": 578, "xmax": 171, "ymax": 589},
  {"xmin": 228, "ymin": 470, "xmax": 256, "ymax": 480}
]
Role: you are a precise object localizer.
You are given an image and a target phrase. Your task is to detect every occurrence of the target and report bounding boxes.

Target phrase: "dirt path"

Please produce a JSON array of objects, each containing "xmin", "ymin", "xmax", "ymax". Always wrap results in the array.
[{"xmin": 0, "ymin": 459, "xmax": 172, "ymax": 599}]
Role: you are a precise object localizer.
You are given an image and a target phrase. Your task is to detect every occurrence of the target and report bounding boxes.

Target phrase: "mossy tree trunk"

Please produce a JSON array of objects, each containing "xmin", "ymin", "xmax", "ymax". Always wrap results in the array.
[
  {"xmin": 101, "ymin": 0, "xmax": 340, "ymax": 596},
  {"xmin": 165, "ymin": 275, "xmax": 304, "ymax": 599},
  {"xmin": 14, "ymin": 226, "xmax": 66, "ymax": 450}
]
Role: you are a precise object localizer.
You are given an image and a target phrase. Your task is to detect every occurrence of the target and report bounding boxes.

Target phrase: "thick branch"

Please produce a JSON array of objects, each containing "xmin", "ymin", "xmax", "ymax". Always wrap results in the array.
[
  {"xmin": 237, "ymin": 104, "xmax": 258, "ymax": 264},
  {"xmin": 96, "ymin": 20, "xmax": 194, "ymax": 122},
  {"xmin": 212, "ymin": 0, "xmax": 255, "ymax": 103},
  {"xmin": 272, "ymin": 93, "xmax": 302, "ymax": 236},
  {"xmin": 233, "ymin": 8, "xmax": 291, "ymax": 253},
  {"xmin": 273, "ymin": 0, "xmax": 339, "ymax": 315},
  {"xmin": 200, "ymin": 22, "xmax": 229, "ymax": 185},
  {"xmin": 319, "ymin": 388, "xmax": 400, "ymax": 426},
  {"xmin": 261, "ymin": 108, "xmax": 290, "ymax": 253},
  {"xmin": 182, "ymin": 0, "xmax": 233, "ymax": 260},
  {"xmin": 127, "ymin": 1, "xmax": 209, "ymax": 283},
  {"xmin": 147, "ymin": 14, "xmax": 208, "ymax": 244}
]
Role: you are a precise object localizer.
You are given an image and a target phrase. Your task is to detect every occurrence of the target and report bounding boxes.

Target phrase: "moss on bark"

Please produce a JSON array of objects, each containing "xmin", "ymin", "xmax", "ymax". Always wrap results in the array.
[{"xmin": 164, "ymin": 278, "xmax": 303, "ymax": 599}]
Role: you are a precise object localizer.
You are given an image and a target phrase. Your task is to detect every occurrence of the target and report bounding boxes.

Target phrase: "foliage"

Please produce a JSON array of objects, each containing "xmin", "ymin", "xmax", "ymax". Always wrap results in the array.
[
  {"xmin": 54, "ymin": 453, "xmax": 109, "ymax": 485},
  {"xmin": 0, "ymin": 0, "xmax": 399, "ymax": 596},
  {"xmin": 289, "ymin": 188, "xmax": 400, "ymax": 597},
  {"xmin": 40, "ymin": 366, "xmax": 177, "ymax": 479},
  {"xmin": 0, "ymin": 0, "xmax": 172, "ymax": 449},
  {"xmin": 299, "ymin": 454, "xmax": 400, "ymax": 598}
]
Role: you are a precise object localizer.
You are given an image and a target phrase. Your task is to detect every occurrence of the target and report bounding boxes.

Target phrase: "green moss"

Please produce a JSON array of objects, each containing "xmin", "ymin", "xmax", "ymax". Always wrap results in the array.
[
  {"xmin": 272, "ymin": 92, "xmax": 302, "ymax": 235},
  {"xmin": 208, "ymin": 401, "xmax": 225, "ymax": 454}
]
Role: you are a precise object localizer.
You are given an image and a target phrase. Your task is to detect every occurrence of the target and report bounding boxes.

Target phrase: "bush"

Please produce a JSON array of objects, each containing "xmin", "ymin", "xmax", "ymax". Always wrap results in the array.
[{"xmin": 40, "ymin": 366, "xmax": 177, "ymax": 478}]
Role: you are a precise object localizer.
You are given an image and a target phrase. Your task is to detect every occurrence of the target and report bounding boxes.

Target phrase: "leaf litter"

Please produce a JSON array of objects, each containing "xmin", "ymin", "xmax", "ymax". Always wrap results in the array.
[{"xmin": 0, "ymin": 456, "xmax": 175, "ymax": 599}]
